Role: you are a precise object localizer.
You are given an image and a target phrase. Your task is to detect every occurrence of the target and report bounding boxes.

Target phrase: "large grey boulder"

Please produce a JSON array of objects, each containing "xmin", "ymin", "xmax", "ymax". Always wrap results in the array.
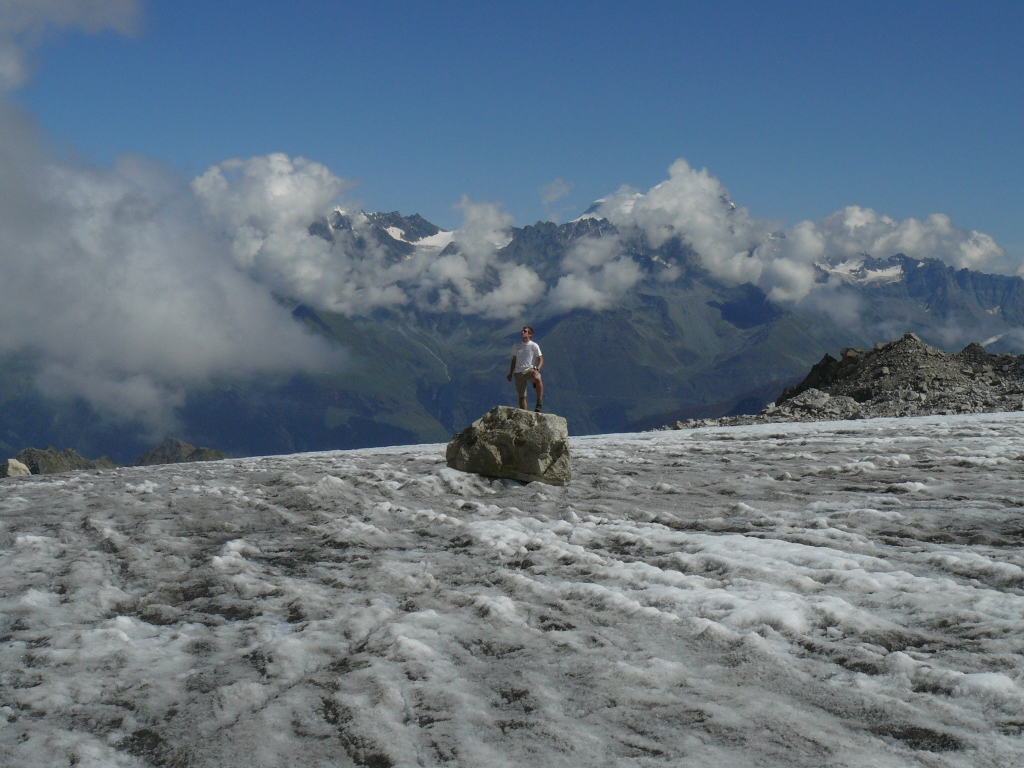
[
  {"xmin": 446, "ymin": 406, "xmax": 571, "ymax": 486},
  {"xmin": 0, "ymin": 458, "xmax": 30, "ymax": 478}
]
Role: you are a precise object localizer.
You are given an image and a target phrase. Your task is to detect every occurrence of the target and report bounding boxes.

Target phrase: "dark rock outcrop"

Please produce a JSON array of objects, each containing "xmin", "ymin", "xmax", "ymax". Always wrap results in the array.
[
  {"xmin": 446, "ymin": 406, "xmax": 571, "ymax": 486},
  {"xmin": 134, "ymin": 438, "xmax": 225, "ymax": 466},
  {"xmin": 659, "ymin": 333, "xmax": 1024, "ymax": 430},
  {"xmin": 11, "ymin": 446, "xmax": 116, "ymax": 475}
]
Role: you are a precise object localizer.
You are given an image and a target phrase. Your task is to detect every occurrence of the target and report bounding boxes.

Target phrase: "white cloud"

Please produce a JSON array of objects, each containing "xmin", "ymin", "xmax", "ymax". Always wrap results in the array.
[
  {"xmin": 0, "ymin": 1, "xmax": 337, "ymax": 434},
  {"xmin": 811, "ymin": 206, "xmax": 1004, "ymax": 270},
  {"xmin": 596, "ymin": 160, "xmax": 768, "ymax": 287},
  {"xmin": 0, "ymin": 110, "xmax": 336, "ymax": 432},
  {"xmin": 595, "ymin": 158, "xmax": 1013, "ymax": 305},
  {"xmin": 540, "ymin": 177, "xmax": 570, "ymax": 206},
  {"xmin": 471, "ymin": 264, "xmax": 546, "ymax": 319},
  {"xmin": 0, "ymin": 0, "xmax": 140, "ymax": 89},
  {"xmin": 548, "ymin": 274, "xmax": 611, "ymax": 312},
  {"xmin": 750, "ymin": 222, "xmax": 823, "ymax": 303},
  {"xmin": 414, "ymin": 197, "xmax": 545, "ymax": 318},
  {"xmin": 195, "ymin": 154, "xmax": 425, "ymax": 316},
  {"xmin": 550, "ymin": 234, "xmax": 642, "ymax": 312},
  {"xmin": 561, "ymin": 234, "xmax": 621, "ymax": 272},
  {"xmin": 194, "ymin": 165, "xmax": 544, "ymax": 320},
  {"xmin": 450, "ymin": 195, "xmax": 514, "ymax": 259},
  {"xmin": 191, "ymin": 153, "xmax": 367, "ymax": 311},
  {"xmin": 0, "ymin": 5, "xmax": 337, "ymax": 433}
]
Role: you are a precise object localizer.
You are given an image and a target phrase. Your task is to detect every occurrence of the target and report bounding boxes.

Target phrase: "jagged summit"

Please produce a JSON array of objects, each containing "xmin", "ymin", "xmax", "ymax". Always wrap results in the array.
[
  {"xmin": 363, "ymin": 211, "xmax": 442, "ymax": 243},
  {"xmin": 815, "ymin": 254, "xmax": 906, "ymax": 286}
]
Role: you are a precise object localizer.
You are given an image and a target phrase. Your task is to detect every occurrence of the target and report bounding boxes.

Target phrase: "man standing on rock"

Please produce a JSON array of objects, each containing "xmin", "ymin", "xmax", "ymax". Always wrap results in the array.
[{"xmin": 507, "ymin": 326, "xmax": 544, "ymax": 412}]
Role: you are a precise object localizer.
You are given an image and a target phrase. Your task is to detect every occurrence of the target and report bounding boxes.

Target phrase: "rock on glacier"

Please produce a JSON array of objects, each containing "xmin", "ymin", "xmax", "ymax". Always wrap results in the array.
[
  {"xmin": 0, "ymin": 458, "xmax": 30, "ymax": 478},
  {"xmin": 446, "ymin": 405, "xmax": 571, "ymax": 485}
]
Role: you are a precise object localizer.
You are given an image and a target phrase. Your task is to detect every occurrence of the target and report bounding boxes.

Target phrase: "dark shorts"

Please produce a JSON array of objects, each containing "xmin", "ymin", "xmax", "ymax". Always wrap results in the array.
[{"xmin": 514, "ymin": 369, "xmax": 540, "ymax": 397}]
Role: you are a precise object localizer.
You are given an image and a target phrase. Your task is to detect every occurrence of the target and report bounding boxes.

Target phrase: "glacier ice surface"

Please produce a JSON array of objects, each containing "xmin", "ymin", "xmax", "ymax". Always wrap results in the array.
[{"xmin": 2, "ymin": 412, "xmax": 1024, "ymax": 765}]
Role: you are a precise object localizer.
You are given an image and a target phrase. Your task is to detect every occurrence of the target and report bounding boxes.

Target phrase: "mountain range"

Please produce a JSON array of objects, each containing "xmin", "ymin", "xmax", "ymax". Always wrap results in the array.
[{"xmin": 2, "ymin": 208, "xmax": 1023, "ymax": 463}]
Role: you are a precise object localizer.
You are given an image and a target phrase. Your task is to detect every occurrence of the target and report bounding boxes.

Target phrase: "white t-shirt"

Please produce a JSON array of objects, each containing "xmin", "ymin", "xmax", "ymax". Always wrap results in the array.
[{"xmin": 511, "ymin": 340, "xmax": 542, "ymax": 373}]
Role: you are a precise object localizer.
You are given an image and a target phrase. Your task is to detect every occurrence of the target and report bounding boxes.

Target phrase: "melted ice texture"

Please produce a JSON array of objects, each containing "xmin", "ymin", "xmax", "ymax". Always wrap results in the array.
[{"xmin": 3, "ymin": 413, "xmax": 1024, "ymax": 766}]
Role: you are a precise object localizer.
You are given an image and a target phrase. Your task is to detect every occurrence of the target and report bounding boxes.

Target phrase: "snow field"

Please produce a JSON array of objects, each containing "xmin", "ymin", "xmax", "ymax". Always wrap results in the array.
[{"xmin": 1, "ymin": 412, "xmax": 1024, "ymax": 766}]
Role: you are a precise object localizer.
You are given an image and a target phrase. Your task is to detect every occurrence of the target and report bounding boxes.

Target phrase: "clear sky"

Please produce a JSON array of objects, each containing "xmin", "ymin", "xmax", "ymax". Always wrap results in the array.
[{"xmin": 13, "ymin": 0, "xmax": 1024, "ymax": 254}]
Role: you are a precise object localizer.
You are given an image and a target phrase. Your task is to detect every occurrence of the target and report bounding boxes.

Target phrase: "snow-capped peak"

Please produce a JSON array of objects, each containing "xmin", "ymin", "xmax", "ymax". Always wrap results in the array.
[{"xmin": 816, "ymin": 257, "xmax": 905, "ymax": 285}]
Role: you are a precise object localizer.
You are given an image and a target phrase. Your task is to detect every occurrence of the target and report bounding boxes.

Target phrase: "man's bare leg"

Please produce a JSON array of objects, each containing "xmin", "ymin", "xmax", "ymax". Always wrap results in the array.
[
  {"xmin": 533, "ymin": 372, "xmax": 543, "ymax": 409},
  {"xmin": 518, "ymin": 395, "xmax": 528, "ymax": 409}
]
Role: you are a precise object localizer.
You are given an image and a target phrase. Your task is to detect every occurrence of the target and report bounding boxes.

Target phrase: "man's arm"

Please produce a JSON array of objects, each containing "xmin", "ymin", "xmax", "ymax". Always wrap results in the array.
[
  {"xmin": 535, "ymin": 354, "xmax": 543, "ymax": 372},
  {"xmin": 507, "ymin": 355, "xmax": 517, "ymax": 381}
]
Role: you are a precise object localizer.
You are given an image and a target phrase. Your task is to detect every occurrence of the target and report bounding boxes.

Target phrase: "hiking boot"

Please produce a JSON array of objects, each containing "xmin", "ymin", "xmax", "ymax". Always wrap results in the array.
[{"xmin": 534, "ymin": 402, "xmax": 543, "ymax": 413}]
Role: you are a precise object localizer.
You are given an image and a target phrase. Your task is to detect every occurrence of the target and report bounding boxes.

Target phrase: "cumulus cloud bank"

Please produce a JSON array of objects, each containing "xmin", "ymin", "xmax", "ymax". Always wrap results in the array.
[
  {"xmin": 193, "ymin": 157, "xmax": 545, "ymax": 320},
  {"xmin": 812, "ymin": 206, "xmax": 1004, "ymax": 271},
  {"xmin": 593, "ymin": 158, "xmax": 1011, "ymax": 304},
  {"xmin": 427, "ymin": 196, "xmax": 545, "ymax": 318},
  {"xmin": 0, "ymin": 2, "xmax": 335, "ymax": 432},
  {"xmin": 549, "ymin": 235, "xmax": 643, "ymax": 312},
  {"xmin": 189, "ymin": 152, "xmax": 1013, "ymax": 326},
  {"xmin": 0, "ymin": 111, "xmax": 337, "ymax": 430}
]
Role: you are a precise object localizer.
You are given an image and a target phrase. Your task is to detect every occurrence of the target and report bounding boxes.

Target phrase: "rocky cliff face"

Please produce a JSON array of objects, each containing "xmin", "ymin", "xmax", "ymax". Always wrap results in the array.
[{"xmin": 660, "ymin": 333, "xmax": 1024, "ymax": 429}]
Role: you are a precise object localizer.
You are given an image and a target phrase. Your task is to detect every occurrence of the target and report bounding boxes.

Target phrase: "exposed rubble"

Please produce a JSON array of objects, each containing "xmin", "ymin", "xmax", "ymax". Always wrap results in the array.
[
  {"xmin": 7, "ymin": 446, "xmax": 117, "ymax": 475},
  {"xmin": 658, "ymin": 332, "xmax": 1024, "ymax": 430}
]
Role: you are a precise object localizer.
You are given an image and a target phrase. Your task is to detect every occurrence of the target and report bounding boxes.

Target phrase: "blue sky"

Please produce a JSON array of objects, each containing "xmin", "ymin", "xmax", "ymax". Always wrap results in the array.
[{"xmin": 14, "ymin": 0, "xmax": 1024, "ymax": 254}]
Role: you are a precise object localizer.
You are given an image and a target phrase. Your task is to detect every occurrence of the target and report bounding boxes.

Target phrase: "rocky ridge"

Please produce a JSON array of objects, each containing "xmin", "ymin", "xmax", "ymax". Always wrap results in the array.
[
  {"xmin": 1, "ymin": 438, "xmax": 226, "ymax": 479},
  {"xmin": 659, "ymin": 333, "xmax": 1024, "ymax": 430},
  {"xmin": 6, "ymin": 446, "xmax": 116, "ymax": 475},
  {"xmin": 134, "ymin": 437, "xmax": 225, "ymax": 466}
]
